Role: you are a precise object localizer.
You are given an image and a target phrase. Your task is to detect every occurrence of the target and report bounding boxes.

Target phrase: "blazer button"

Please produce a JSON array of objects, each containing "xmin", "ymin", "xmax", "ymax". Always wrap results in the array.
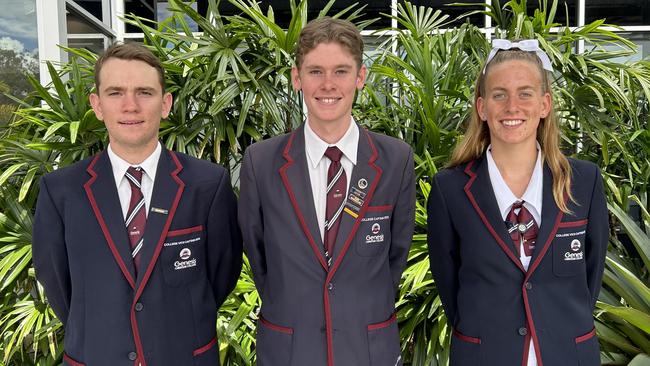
[
  {"xmin": 135, "ymin": 302, "xmax": 144, "ymax": 311},
  {"xmin": 327, "ymin": 282, "xmax": 333, "ymax": 291},
  {"xmin": 128, "ymin": 351, "xmax": 137, "ymax": 361},
  {"xmin": 525, "ymin": 282, "xmax": 532, "ymax": 290},
  {"xmin": 518, "ymin": 327, "xmax": 528, "ymax": 336}
]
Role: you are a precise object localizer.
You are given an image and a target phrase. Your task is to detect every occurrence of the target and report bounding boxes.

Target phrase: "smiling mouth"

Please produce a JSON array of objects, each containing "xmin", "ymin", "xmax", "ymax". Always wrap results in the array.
[
  {"xmin": 502, "ymin": 119, "xmax": 524, "ymax": 127},
  {"xmin": 119, "ymin": 120, "xmax": 144, "ymax": 125},
  {"xmin": 316, "ymin": 97, "xmax": 342, "ymax": 105}
]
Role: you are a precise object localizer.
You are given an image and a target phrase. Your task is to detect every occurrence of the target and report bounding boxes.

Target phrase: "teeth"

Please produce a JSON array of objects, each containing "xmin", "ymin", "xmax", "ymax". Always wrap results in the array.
[
  {"xmin": 319, "ymin": 98, "xmax": 338, "ymax": 104},
  {"xmin": 502, "ymin": 119, "xmax": 523, "ymax": 126}
]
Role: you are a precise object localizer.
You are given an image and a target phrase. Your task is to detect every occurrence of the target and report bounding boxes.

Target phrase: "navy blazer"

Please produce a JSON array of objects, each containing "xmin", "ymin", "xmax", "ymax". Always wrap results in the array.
[
  {"xmin": 427, "ymin": 156, "xmax": 608, "ymax": 366},
  {"xmin": 32, "ymin": 148, "xmax": 242, "ymax": 366},
  {"xmin": 238, "ymin": 124, "xmax": 415, "ymax": 366}
]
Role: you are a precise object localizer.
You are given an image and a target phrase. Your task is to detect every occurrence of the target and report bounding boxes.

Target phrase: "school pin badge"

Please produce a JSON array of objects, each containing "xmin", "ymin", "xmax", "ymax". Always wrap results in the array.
[{"xmin": 358, "ymin": 178, "xmax": 368, "ymax": 189}]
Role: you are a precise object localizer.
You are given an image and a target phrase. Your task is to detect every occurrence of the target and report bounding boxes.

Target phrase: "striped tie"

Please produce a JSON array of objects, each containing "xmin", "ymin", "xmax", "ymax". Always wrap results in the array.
[
  {"xmin": 324, "ymin": 147, "xmax": 347, "ymax": 267},
  {"xmin": 506, "ymin": 201, "xmax": 538, "ymax": 257},
  {"xmin": 125, "ymin": 166, "xmax": 146, "ymax": 273}
]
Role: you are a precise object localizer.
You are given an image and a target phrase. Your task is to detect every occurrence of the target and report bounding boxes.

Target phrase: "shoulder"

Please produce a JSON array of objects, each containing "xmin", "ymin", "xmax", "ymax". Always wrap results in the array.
[
  {"xmin": 40, "ymin": 155, "xmax": 97, "ymax": 186},
  {"xmin": 567, "ymin": 158, "xmax": 600, "ymax": 182},
  {"xmin": 244, "ymin": 132, "xmax": 293, "ymax": 159},
  {"xmin": 434, "ymin": 162, "xmax": 471, "ymax": 185},
  {"xmin": 365, "ymin": 130, "xmax": 412, "ymax": 156},
  {"xmin": 170, "ymin": 151, "xmax": 228, "ymax": 184}
]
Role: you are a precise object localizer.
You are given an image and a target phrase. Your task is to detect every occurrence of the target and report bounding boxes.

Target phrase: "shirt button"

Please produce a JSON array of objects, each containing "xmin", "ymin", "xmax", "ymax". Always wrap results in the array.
[
  {"xmin": 135, "ymin": 302, "xmax": 144, "ymax": 311},
  {"xmin": 525, "ymin": 282, "xmax": 532, "ymax": 290},
  {"xmin": 128, "ymin": 351, "xmax": 137, "ymax": 361},
  {"xmin": 518, "ymin": 327, "xmax": 528, "ymax": 336},
  {"xmin": 327, "ymin": 282, "xmax": 333, "ymax": 291}
]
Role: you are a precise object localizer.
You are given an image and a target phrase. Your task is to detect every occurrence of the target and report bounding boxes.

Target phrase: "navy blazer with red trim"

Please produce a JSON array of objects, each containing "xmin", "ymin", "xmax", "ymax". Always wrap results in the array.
[
  {"xmin": 32, "ymin": 148, "xmax": 242, "ymax": 366},
  {"xmin": 238, "ymin": 123, "xmax": 415, "ymax": 366},
  {"xmin": 427, "ymin": 155, "xmax": 608, "ymax": 366}
]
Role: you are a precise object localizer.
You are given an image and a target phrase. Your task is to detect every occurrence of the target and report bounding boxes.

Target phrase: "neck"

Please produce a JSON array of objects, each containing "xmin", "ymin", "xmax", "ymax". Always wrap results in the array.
[
  {"xmin": 110, "ymin": 141, "xmax": 158, "ymax": 165},
  {"xmin": 490, "ymin": 142, "xmax": 538, "ymax": 196},
  {"xmin": 308, "ymin": 117, "xmax": 352, "ymax": 144}
]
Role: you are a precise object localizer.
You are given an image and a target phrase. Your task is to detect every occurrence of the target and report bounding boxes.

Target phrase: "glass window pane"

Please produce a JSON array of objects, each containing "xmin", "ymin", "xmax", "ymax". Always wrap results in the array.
[
  {"xmin": 157, "ymin": 1, "xmax": 199, "ymax": 32},
  {"xmin": 72, "ymin": 0, "xmax": 103, "ymax": 21},
  {"xmin": 125, "ymin": 0, "xmax": 155, "ymax": 33},
  {"xmin": 586, "ymin": 0, "xmax": 650, "ymax": 26},
  {"xmin": 0, "ymin": 0, "xmax": 39, "ymax": 122}
]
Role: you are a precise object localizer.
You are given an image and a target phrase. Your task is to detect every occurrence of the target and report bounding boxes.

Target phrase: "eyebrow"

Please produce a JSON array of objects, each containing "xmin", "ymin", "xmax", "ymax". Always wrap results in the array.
[
  {"xmin": 102, "ymin": 86, "xmax": 158, "ymax": 93},
  {"xmin": 304, "ymin": 64, "xmax": 354, "ymax": 70}
]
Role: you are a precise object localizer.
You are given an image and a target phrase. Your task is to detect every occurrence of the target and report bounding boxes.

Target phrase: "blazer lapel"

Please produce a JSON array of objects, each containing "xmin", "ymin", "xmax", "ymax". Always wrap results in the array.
[
  {"xmin": 135, "ymin": 149, "xmax": 185, "ymax": 289},
  {"xmin": 464, "ymin": 156, "xmax": 526, "ymax": 272},
  {"xmin": 84, "ymin": 152, "xmax": 136, "ymax": 288},
  {"xmin": 279, "ymin": 126, "xmax": 329, "ymax": 270},
  {"xmin": 329, "ymin": 128, "xmax": 381, "ymax": 272},
  {"xmin": 527, "ymin": 163, "xmax": 564, "ymax": 275}
]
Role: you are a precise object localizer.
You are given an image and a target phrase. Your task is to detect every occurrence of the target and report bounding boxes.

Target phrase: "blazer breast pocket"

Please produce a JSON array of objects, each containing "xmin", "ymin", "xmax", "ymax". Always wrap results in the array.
[
  {"xmin": 356, "ymin": 206, "xmax": 392, "ymax": 257},
  {"xmin": 161, "ymin": 225, "xmax": 204, "ymax": 286},
  {"xmin": 553, "ymin": 219, "xmax": 588, "ymax": 277}
]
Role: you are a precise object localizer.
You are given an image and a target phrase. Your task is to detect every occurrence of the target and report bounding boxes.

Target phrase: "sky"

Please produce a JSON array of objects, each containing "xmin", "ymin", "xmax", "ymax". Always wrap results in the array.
[{"xmin": 0, "ymin": 0, "xmax": 38, "ymax": 53}]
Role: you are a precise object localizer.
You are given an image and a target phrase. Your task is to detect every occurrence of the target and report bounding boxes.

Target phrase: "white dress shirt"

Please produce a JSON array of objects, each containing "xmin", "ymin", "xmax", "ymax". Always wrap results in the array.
[
  {"xmin": 107, "ymin": 142, "xmax": 161, "ymax": 219},
  {"xmin": 304, "ymin": 119, "xmax": 358, "ymax": 241},
  {"xmin": 486, "ymin": 144, "xmax": 543, "ymax": 366}
]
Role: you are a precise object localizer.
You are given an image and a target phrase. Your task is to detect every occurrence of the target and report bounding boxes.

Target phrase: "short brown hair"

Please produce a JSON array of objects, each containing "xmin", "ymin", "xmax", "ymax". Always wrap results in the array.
[
  {"xmin": 295, "ymin": 17, "xmax": 364, "ymax": 69},
  {"xmin": 94, "ymin": 42, "xmax": 166, "ymax": 93}
]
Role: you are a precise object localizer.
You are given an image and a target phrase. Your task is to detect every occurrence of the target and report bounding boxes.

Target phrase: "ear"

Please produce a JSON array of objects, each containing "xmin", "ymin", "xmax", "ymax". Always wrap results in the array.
[
  {"xmin": 476, "ymin": 96, "xmax": 487, "ymax": 121},
  {"xmin": 540, "ymin": 91, "xmax": 551, "ymax": 118},
  {"xmin": 356, "ymin": 64, "xmax": 367, "ymax": 90},
  {"xmin": 89, "ymin": 93, "xmax": 103, "ymax": 120},
  {"xmin": 291, "ymin": 67, "xmax": 301, "ymax": 91},
  {"xmin": 162, "ymin": 92, "xmax": 173, "ymax": 119}
]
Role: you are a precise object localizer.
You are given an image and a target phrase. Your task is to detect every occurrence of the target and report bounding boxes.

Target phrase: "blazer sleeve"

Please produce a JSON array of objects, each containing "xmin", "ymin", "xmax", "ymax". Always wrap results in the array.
[
  {"xmin": 32, "ymin": 176, "xmax": 71, "ymax": 324},
  {"xmin": 238, "ymin": 148, "xmax": 267, "ymax": 295},
  {"xmin": 427, "ymin": 173, "xmax": 460, "ymax": 324},
  {"xmin": 205, "ymin": 169, "xmax": 243, "ymax": 307},
  {"xmin": 388, "ymin": 148, "xmax": 416, "ymax": 289},
  {"xmin": 585, "ymin": 167, "xmax": 609, "ymax": 308}
]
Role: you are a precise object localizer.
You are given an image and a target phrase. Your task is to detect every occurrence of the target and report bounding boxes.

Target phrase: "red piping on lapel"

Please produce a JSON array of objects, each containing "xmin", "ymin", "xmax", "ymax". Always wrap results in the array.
[
  {"xmin": 84, "ymin": 153, "xmax": 136, "ymax": 289},
  {"xmin": 521, "ymin": 208, "xmax": 564, "ymax": 366},
  {"xmin": 463, "ymin": 161, "xmax": 525, "ymax": 273},
  {"xmin": 324, "ymin": 129, "xmax": 382, "ymax": 366},
  {"xmin": 279, "ymin": 131, "xmax": 329, "ymax": 270},
  {"xmin": 129, "ymin": 150, "xmax": 185, "ymax": 366}
]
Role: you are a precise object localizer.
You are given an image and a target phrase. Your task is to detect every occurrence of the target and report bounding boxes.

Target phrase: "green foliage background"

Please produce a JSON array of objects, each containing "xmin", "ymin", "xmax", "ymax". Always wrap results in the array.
[{"xmin": 1, "ymin": 0, "xmax": 650, "ymax": 365}]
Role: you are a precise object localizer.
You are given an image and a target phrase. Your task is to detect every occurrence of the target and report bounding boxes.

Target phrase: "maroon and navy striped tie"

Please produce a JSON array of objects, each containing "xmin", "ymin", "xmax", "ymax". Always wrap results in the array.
[
  {"xmin": 324, "ymin": 147, "xmax": 347, "ymax": 267},
  {"xmin": 125, "ymin": 166, "xmax": 146, "ymax": 273},
  {"xmin": 506, "ymin": 201, "xmax": 538, "ymax": 257}
]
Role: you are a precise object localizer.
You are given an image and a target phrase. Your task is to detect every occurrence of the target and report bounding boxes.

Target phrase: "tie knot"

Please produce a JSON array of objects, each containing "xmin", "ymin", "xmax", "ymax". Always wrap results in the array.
[
  {"xmin": 511, "ymin": 200, "xmax": 524, "ymax": 210},
  {"xmin": 126, "ymin": 166, "xmax": 144, "ymax": 185},
  {"xmin": 324, "ymin": 146, "xmax": 343, "ymax": 163}
]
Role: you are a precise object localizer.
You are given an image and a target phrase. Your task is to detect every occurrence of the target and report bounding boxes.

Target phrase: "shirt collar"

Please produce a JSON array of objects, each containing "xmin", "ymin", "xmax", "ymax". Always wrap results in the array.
[
  {"xmin": 487, "ymin": 143, "xmax": 543, "ymax": 220},
  {"xmin": 107, "ymin": 142, "xmax": 162, "ymax": 186},
  {"xmin": 304, "ymin": 118, "xmax": 359, "ymax": 169}
]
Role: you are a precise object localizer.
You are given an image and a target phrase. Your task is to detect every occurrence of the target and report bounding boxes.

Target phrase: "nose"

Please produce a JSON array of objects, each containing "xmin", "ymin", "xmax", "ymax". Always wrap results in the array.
[
  {"xmin": 122, "ymin": 92, "xmax": 139, "ymax": 112},
  {"xmin": 321, "ymin": 72, "xmax": 335, "ymax": 90},
  {"xmin": 504, "ymin": 94, "xmax": 519, "ymax": 113}
]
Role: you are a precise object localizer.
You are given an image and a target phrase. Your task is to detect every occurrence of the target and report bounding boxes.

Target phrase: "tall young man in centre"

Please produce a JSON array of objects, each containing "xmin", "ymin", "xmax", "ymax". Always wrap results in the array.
[{"xmin": 238, "ymin": 17, "xmax": 415, "ymax": 366}]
